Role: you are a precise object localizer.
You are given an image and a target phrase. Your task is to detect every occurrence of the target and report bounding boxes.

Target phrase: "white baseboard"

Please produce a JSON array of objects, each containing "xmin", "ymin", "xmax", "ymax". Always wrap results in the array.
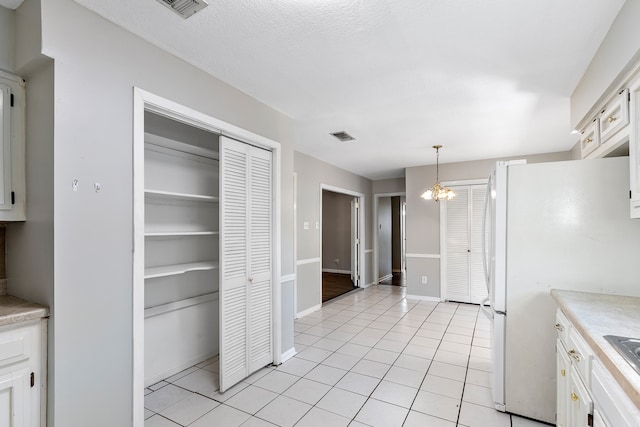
[
  {"xmin": 322, "ymin": 268, "xmax": 351, "ymax": 275},
  {"xmin": 378, "ymin": 274, "xmax": 393, "ymax": 282},
  {"xmin": 280, "ymin": 347, "xmax": 297, "ymax": 363},
  {"xmin": 296, "ymin": 303, "xmax": 322, "ymax": 319},
  {"xmin": 405, "ymin": 294, "xmax": 442, "ymax": 302},
  {"xmin": 361, "ymin": 282, "xmax": 376, "ymax": 288}
]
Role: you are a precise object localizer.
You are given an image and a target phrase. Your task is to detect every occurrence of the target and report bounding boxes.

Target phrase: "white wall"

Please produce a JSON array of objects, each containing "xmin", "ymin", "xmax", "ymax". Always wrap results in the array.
[
  {"xmin": 570, "ymin": 0, "xmax": 640, "ymax": 128},
  {"xmin": 405, "ymin": 151, "xmax": 571, "ymax": 298},
  {"xmin": 7, "ymin": 1, "xmax": 296, "ymax": 425},
  {"xmin": 294, "ymin": 151, "xmax": 373, "ymax": 313}
]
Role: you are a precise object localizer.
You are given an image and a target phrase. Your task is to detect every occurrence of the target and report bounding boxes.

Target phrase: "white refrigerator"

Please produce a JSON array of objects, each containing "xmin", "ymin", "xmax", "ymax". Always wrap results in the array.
[{"xmin": 482, "ymin": 156, "xmax": 640, "ymax": 424}]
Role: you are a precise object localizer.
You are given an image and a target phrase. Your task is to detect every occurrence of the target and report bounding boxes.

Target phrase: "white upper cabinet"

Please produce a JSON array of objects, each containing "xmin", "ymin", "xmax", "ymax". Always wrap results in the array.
[{"xmin": 0, "ymin": 71, "xmax": 26, "ymax": 221}]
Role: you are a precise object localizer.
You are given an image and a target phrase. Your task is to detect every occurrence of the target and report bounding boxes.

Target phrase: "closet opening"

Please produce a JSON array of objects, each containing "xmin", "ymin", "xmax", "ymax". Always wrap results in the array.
[
  {"xmin": 374, "ymin": 193, "xmax": 406, "ymax": 287},
  {"xmin": 133, "ymin": 89, "xmax": 282, "ymax": 427}
]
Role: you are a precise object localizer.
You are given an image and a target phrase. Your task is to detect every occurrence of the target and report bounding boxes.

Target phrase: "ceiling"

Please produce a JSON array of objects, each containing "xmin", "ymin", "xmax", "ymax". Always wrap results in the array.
[{"xmin": 72, "ymin": 0, "xmax": 625, "ymax": 179}]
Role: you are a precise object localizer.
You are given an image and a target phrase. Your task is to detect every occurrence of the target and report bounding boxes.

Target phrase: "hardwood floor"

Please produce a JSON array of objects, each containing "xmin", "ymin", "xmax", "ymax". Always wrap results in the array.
[
  {"xmin": 378, "ymin": 271, "xmax": 405, "ymax": 286},
  {"xmin": 322, "ymin": 272, "xmax": 355, "ymax": 303}
]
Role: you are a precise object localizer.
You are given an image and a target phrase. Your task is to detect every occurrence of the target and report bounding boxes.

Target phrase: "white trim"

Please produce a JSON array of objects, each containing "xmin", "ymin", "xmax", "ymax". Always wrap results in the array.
[
  {"xmin": 296, "ymin": 303, "xmax": 322, "ymax": 319},
  {"xmin": 133, "ymin": 88, "xmax": 283, "ymax": 426},
  {"xmin": 441, "ymin": 178, "xmax": 488, "ymax": 187},
  {"xmin": 373, "ymin": 192, "xmax": 406, "ymax": 286},
  {"xmin": 280, "ymin": 347, "xmax": 297, "ymax": 363},
  {"xmin": 322, "ymin": 268, "xmax": 351, "ymax": 275},
  {"xmin": 362, "ymin": 281, "xmax": 376, "ymax": 288},
  {"xmin": 365, "ymin": 249, "xmax": 373, "ymax": 254},
  {"xmin": 293, "ymin": 171, "xmax": 298, "ymax": 319},
  {"xmin": 405, "ymin": 294, "xmax": 442, "ymax": 302},
  {"xmin": 296, "ymin": 257, "xmax": 321, "ymax": 266},
  {"xmin": 280, "ymin": 274, "xmax": 295, "ymax": 283},
  {"xmin": 406, "ymin": 253, "xmax": 440, "ymax": 259},
  {"xmin": 378, "ymin": 273, "xmax": 393, "ymax": 282}
]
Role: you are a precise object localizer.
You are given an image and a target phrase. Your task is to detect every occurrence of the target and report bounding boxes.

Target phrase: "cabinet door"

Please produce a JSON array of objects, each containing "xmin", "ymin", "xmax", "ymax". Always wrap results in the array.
[
  {"xmin": 557, "ymin": 340, "xmax": 570, "ymax": 427},
  {"xmin": 219, "ymin": 136, "xmax": 272, "ymax": 391},
  {"xmin": 569, "ymin": 369, "xmax": 593, "ymax": 427},
  {"xmin": 0, "ymin": 369, "xmax": 31, "ymax": 427}
]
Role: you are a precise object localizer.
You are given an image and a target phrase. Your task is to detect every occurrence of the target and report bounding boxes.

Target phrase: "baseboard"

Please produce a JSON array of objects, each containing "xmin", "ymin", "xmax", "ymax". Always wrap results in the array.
[
  {"xmin": 296, "ymin": 303, "xmax": 322, "ymax": 319},
  {"xmin": 378, "ymin": 274, "xmax": 393, "ymax": 282},
  {"xmin": 405, "ymin": 294, "xmax": 442, "ymax": 302},
  {"xmin": 361, "ymin": 282, "xmax": 376, "ymax": 288},
  {"xmin": 322, "ymin": 268, "xmax": 351, "ymax": 275},
  {"xmin": 280, "ymin": 347, "xmax": 297, "ymax": 364}
]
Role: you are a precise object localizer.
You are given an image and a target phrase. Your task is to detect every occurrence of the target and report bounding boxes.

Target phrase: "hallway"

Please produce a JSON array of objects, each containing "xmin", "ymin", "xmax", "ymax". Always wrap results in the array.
[{"xmin": 144, "ymin": 285, "xmax": 548, "ymax": 426}]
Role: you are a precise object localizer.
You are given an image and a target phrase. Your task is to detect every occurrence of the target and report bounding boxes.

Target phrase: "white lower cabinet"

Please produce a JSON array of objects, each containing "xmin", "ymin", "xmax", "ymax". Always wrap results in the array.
[
  {"xmin": 555, "ymin": 309, "xmax": 640, "ymax": 427},
  {"xmin": 0, "ymin": 320, "xmax": 45, "ymax": 427}
]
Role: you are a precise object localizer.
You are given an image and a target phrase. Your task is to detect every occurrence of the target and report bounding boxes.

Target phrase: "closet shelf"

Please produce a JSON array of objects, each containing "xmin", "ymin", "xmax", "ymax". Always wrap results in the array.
[
  {"xmin": 144, "ymin": 292, "xmax": 219, "ymax": 319},
  {"xmin": 145, "ymin": 189, "xmax": 219, "ymax": 203},
  {"xmin": 144, "ymin": 261, "xmax": 219, "ymax": 279},
  {"xmin": 145, "ymin": 132, "xmax": 220, "ymax": 161},
  {"xmin": 145, "ymin": 231, "xmax": 219, "ymax": 238}
]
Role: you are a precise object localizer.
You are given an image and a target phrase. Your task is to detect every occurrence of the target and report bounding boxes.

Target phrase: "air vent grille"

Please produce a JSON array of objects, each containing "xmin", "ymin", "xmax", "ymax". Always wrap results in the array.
[
  {"xmin": 330, "ymin": 131, "xmax": 356, "ymax": 142},
  {"xmin": 157, "ymin": 0, "xmax": 209, "ymax": 18}
]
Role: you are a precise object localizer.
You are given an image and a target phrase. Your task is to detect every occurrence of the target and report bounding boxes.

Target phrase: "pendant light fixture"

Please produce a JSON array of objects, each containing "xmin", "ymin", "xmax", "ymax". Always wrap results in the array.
[{"xmin": 421, "ymin": 145, "xmax": 456, "ymax": 202}]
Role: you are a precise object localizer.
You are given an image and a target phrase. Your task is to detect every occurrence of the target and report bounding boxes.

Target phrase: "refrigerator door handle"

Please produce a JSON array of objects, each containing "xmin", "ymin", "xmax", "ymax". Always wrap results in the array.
[
  {"xmin": 482, "ymin": 174, "xmax": 492, "ymax": 293},
  {"xmin": 480, "ymin": 297, "xmax": 493, "ymax": 320}
]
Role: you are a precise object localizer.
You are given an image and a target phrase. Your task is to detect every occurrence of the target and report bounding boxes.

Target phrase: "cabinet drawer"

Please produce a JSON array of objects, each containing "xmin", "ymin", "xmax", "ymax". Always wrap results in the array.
[
  {"xmin": 0, "ymin": 325, "xmax": 33, "ymax": 367},
  {"xmin": 567, "ymin": 328, "xmax": 592, "ymax": 387},
  {"xmin": 555, "ymin": 310, "xmax": 570, "ymax": 346},
  {"xmin": 580, "ymin": 120, "xmax": 600, "ymax": 158},
  {"xmin": 600, "ymin": 89, "xmax": 629, "ymax": 143}
]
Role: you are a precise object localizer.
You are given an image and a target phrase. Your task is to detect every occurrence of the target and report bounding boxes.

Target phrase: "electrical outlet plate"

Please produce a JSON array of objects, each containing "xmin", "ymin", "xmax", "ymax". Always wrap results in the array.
[{"xmin": 421, "ymin": 276, "xmax": 428, "ymax": 284}]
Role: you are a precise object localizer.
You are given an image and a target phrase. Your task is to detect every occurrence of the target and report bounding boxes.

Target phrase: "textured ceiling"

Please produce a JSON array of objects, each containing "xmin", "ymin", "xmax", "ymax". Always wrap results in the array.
[{"xmin": 74, "ymin": 0, "xmax": 625, "ymax": 179}]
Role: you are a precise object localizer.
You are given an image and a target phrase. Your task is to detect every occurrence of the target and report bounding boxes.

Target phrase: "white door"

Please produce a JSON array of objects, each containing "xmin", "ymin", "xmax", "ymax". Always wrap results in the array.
[
  {"xmin": 444, "ymin": 184, "xmax": 488, "ymax": 304},
  {"xmin": 351, "ymin": 198, "xmax": 360, "ymax": 287},
  {"xmin": 0, "ymin": 369, "xmax": 30, "ymax": 427},
  {"xmin": 219, "ymin": 136, "xmax": 272, "ymax": 392}
]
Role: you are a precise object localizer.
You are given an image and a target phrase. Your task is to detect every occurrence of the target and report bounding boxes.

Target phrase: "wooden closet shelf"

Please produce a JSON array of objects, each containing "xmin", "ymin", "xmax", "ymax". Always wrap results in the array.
[
  {"xmin": 145, "ymin": 189, "xmax": 219, "ymax": 203},
  {"xmin": 145, "ymin": 231, "xmax": 219, "ymax": 237},
  {"xmin": 144, "ymin": 292, "xmax": 219, "ymax": 319},
  {"xmin": 144, "ymin": 261, "xmax": 219, "ymax": 279},
  {"xmin": 145, "ymin": 132, "xmax": 220, "ymax": 161}
]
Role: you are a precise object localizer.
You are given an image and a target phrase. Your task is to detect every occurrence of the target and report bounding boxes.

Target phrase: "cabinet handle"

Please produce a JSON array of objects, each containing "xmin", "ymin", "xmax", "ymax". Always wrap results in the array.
[
  {"xmin": 571, "ymin": 392, "xmax": 579, "ymax": 402},
  {"xmin": 554, "ymin": 323, "xmax": 564, "ymax": 332},
  {"xmin": 584, "ymin": 138, "xmax": 593, "ymax": 144},
  {"xmin": 568, "ymin": 349, "xmax": 582, "ymax": 362},
  {"xmin": 607, "ymin": 116, "xmax": 617, "ymax": 123},
  {"xmin": 561, "ymin": 369, "xmax": 566, "ymax": 377}
]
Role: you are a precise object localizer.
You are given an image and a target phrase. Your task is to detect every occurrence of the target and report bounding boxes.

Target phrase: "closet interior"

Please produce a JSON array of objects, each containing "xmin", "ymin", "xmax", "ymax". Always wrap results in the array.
[{"xmin": 143, "ymin": 112, "xmax": 221, "ymax": 386}]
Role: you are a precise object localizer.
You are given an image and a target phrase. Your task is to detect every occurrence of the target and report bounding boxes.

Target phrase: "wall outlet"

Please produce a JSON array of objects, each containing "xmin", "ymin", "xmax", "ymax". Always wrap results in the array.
[
  {"xmin": 334, "ymin": 259, "xmax": 339, "ymax": 266},
  {"xmin": 421, "ymin": 276, "xmax": 428, "ymax": 284}
]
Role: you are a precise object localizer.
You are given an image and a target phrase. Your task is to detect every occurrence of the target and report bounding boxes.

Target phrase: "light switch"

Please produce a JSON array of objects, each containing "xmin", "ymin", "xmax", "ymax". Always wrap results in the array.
[
  {"xmin": 315, "ymin": 221, "xmax": 319, "ymax": 229},
  {"xmin": 303, "ymin": 222, "xmax": 309, "ymax": 230}
]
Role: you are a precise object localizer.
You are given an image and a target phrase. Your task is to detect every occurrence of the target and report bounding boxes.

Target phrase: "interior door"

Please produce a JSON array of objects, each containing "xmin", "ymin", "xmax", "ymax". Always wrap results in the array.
[
  {"xmin": 351, "ymin": 198, "xmax": 360, "ymax": 287},
  {"xmin": 219, "ymin": 136, "xmax": 272, "ymax": 391}
]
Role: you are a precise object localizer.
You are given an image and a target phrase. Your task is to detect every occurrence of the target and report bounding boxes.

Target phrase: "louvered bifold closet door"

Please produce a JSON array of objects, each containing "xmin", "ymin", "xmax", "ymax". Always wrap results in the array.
[
  {"xmin": 446, "ymin": 188, "xmax": 470, "ymax": 303},
  {"xmin": 247, "ymin": 147, "xmax": 273, "ymax": 372},
  {"xmin": 219, "ymin": 136, "xmax": 273, "ymax": 392},
  {"xmin": 469, "ymin": 187, "xmax": 489, "ymax": 304}
]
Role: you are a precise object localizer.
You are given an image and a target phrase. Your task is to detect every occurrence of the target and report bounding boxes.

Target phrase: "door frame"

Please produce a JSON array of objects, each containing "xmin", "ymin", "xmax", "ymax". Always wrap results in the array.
[
  {"xmin": 319, "ymin": 184, "xmax": 365, "ymax": 292},
  {"xmin": 132, "ymin": 88, "xmax": 282, "ymax": 427},
  {"xmin": 439, "ymin": 179, "xmax": 487, "ymax": 302},
  {"xmin": 373, "ymin": 192, "xmax": 406, "ymax": 285}
]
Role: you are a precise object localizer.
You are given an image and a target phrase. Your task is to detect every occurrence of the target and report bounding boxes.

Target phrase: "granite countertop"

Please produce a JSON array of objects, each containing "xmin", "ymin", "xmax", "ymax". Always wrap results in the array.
[
  {"xmin": 551, "ymin": 289, "xmax": 640, "ymax": 410},
  {"xmin": 0, "ymin": 294, "xmax": 49, "ymax": 327}
]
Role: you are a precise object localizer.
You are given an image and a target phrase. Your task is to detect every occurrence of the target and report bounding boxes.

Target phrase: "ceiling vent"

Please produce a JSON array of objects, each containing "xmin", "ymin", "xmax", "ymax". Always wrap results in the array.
[
  {"xmin": 330, "ymin": 131, "xmax": 356, "ymax": 142},
  {"xmin": 157, "ymin": 0, "xmax": 209, "ymax": 19}
]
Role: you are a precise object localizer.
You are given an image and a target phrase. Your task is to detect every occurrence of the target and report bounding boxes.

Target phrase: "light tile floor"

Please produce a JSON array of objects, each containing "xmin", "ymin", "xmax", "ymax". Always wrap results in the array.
[{"xmin": 145, "ymin": 285, "xmax": 552, "ymax": 427}]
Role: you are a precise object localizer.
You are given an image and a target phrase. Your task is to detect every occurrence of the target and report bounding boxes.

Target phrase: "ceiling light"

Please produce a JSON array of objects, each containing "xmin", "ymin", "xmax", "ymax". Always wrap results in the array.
[
  {"xmin": 330, "ymin": 131, "xmax": 355, "ymax": 142},
  {"xmin": 421, "ymin": 145, "xmax": 456, "ymax": 202}
]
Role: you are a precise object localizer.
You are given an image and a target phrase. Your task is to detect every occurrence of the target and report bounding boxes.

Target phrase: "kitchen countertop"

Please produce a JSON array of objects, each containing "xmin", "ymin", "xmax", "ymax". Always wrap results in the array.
[
  {"xmin": 0, "ymin": 294, "xmax": 49, "ymax": 327},
  {"xmin": 551, "ymin": 289, "xmax": 640, "ymax": 410}
]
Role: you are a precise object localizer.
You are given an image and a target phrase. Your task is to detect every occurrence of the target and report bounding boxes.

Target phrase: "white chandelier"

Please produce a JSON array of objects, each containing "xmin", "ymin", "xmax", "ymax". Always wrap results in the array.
[{"xmin": 421, "ymin": 145, "xmax": 456, "ymax": 202}]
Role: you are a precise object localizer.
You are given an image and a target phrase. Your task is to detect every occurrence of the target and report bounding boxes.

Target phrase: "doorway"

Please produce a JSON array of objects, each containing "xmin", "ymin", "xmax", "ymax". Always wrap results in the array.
[
  {"xmin": 320, "ymin": 185, "xmax": 364, "ymax": 303},
  {"xmin": 375, "ymin": 193, "xmax": 406, "ymax": 286}
]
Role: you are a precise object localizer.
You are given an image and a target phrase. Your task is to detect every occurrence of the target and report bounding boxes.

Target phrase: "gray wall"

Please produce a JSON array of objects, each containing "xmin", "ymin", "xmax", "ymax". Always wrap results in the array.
[
  {"xmin": 405, "ymin": 151, "xmax": 571, "ymax": 298},
  {"xmin": 295, "ymin": 151, "xmax": 373, "ymax": 313},
  {"xmin": 372, "ymin": 177, "xmax": 405, "ymax": 194},
  {"xmin": 322, "ymin": 190, "xmax": 352, "ymax": 272},
  {"xmin": 0, "ymin": 6, "xmax": 14, "ymax": 72},
  {"xmin": 6, "ymin": 1, "xmax": 296, "ymax": 425},
  {"xmin": 377, "ymin": 197, "xmax": 392, "ymax": 278},
  {"xmin": 571, "ymin": 1, "xmax": 640, "ymax": 128}
]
